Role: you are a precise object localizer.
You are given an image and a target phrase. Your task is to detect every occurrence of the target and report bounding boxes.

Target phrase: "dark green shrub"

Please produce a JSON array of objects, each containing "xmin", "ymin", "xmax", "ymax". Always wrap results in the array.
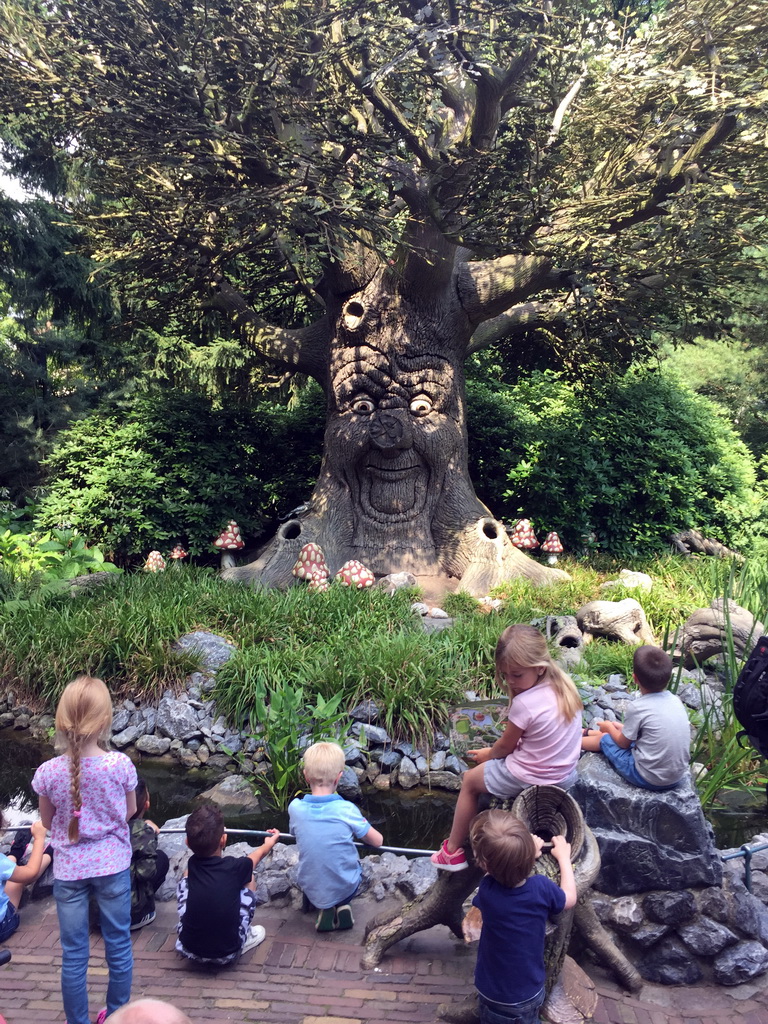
[
  {"xmin": 467, "ymin": 368, "xmax": 762, "ymax": 557},
  {"xmin": 36, "ymin": 387, "xmax": 325, "ymax": 561}
]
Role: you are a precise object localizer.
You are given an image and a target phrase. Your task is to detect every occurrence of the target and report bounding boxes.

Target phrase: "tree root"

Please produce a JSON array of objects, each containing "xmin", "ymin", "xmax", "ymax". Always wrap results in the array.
[{"xmin": 573, "ymin": 901, "xmax": 643, "ymax": 992}]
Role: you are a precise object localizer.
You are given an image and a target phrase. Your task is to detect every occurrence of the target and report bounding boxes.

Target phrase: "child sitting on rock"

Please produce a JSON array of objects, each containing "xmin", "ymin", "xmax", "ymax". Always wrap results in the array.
[
  {"xmin": 128, "ymin": 778, "xmax": 169, "ymax": 931},
  {"xmin": 176, "ymin": 803, "xmax": 279, "ymax": 964},
  {"xmin": 581, "ymin": 645, "xmax": 690, "ymax": 789},
  {"xmin": 465, "ymin": 810, "xmax": 576, "ymax": 1024},
  {"xmin": 289, "ymin": 741, "xmax": 383, "ymax": 931}
]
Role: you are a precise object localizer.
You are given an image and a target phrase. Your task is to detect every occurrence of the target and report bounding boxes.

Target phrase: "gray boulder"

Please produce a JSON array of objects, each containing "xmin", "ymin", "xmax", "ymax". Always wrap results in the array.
[
  {"xmin": 174, "ymin": 630, "xmax": 237, "ymax": 671},
  {"xmin": 713, "ymin": 941, "xmax": 768, "ymax": 985},
  {"xmin": 135, "ymin": 735, "xmax": 171, "ymax": 756},
  {"xmin": 572, "ymin": 754, "xmax": 722, "ymax": 894},
  {"xmin": 199, "ymin": 774, "xmax": 263, "ymax": 815},
  {"xmin": 156, "ymin": 695, "xmax": 201, "ymax": 741}
]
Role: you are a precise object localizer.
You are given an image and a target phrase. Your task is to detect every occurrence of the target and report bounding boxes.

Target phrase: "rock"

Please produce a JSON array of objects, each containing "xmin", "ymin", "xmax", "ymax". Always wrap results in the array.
[
  {"xmin": 410, "ymin": 602, "xmax": 430, "ymax": 616},
  {"xmin": 643, "ymin": 891, "xmax": 697, "ymax": 926},
  {"xmin": 697, "ymin": 886, "xmax": 730, "ymax": 923},
  {"xmin": 199, "ymin": 774, "xmax": 263, "ymax": 815},
  {"xmin": 112, "ymin": 725, "xmax": 142, "ymax": 749},
  {"xmin": 343, "ymin": 744, "xmax": 367, "ymax": 767},
  {"xmin": 607, "ymin": 896, "xmax": 643, "ymax": 930},
  {"xmin": 576, "ymin": 598, "xmax": 654, "ymax": 645},
  {"xmin": 376, "ymin": 749, "xmax": 402, "ymax": 771},
  {"xmin": 572, "ymin": 755, "xmax": 722, "ymax": 894},
  {"xmin": 337, "ymin": 766, "xmax": 362, "ymax": 800},
  {"xmin": 375, "ymin": 571, "xmax": 417, "ymax": 594},
  {"xmin": 428, "ymin": 607, "xmax": 449, "ymax": 619},
  {"xmin": 639, "ymin": 936, "xmax": 703, "ymax": 984},
  {"xmin": 156, "ymin": 695, "xmax": 201, "ymax": 741},
  {"xmin": 397, "ymin": 856, "xmax": 438, "ymax": 899},
  {"xmin": 600, "ymin": 570, "xmax": 653, "ymax": 592},
  {"xmin": 141, "ymin": 708, "xmax": 157, "ymax": 734},
  {"xmin": 373, "ymin": 773, "xmax": 391, "ymax": 790},
  {"xmin": 444, "ymin": 754, "xmax": 467, "ymax": 775},
  {"xmin": 426, "ymin": 770, "xmax": 462, "ymax": 792},
  {"xmin": 13, "ymin": 715, "xmax": 30, "ymax": 729},
  {"xmin": 429, "ymin": 750, "xmax": 446, "ymax": 771},
  {"xmin": 713, "ymin": 941, "xmax": 768, "ymax": 985},
  {"xmin": 350, "ymin": 721, "xmax": 389, "ymax": 745},
  {"xmin": 111, "ymin": 709, "xmax": 131, "ymax": 733},
  {"xmin": 422, "ymin": 616, "xmax": 454, "ymax": 633},
  {"xmin": 174, "ymin": 630, "xmax": 237, "ymax": 671},
  {"xmin": 398, "ymin": 756, "xmax": 420, "ymax": 789},
  {"xmin": 623, "ymin": 922, "xmax": 670, "ymax": 948},
  {"xmin": 348, "ymin": 700, "xmax": 381, "ymax": 724},
  {"xmin": 135, "ymin": 735, "xmax": 172, "ymax": 756},
  {"xmin": 678, "ymin": 917, "xmax": 738, "ymax": 955}
]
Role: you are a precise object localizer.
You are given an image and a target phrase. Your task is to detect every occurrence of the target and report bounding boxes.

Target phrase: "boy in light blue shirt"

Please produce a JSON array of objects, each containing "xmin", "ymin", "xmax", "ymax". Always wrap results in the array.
[{"xmin": 289, "ymin": 741, "xmax": 383, "ymax": 932}]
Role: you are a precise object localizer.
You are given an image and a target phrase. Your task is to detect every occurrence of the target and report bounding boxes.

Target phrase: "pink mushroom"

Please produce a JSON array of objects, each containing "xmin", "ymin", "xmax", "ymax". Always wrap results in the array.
[
  {"xmin": 292, "ymin": 542, "xmax": 329, "ymax": 583},
  {"xmin": 335, "ymin": 559, "xmax": 375, "ymax": 588},
  {"xmin": 170, "ymin": 544, "xmax": 188, "ymax": 562},
  {"xmin": 541, "ymin": 531, "xmax": 564, "ymax": 565},
  {"xmin": 143, "ymin": 550, "xmax": 166, "ymax": 572},
  {"xmin": 214, "ymin": 521, "xmax": 244, "ymax": 568},
  {"xmin": 509, "ymin": 519, "xmax": 539, "ymax": 551}
]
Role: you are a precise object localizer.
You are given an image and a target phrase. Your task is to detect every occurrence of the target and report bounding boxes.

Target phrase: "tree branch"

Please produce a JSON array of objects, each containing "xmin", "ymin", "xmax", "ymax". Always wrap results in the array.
[
  {"xmin": 466, "ymin": 298, "xmax": 566, "ymax": 354},
  {"xmin": 457, "ymin": 254, "xmax": 558, "ymax": 324},
  {"xmin": 207, "ymin": 278, "xmax": 331, "ymax": 383}
]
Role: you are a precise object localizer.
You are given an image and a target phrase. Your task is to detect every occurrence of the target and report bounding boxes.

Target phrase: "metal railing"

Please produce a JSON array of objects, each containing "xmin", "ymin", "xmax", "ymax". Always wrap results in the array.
[{"xmin": 721, "ymin": 841, "xmax": 768, "ymax": 893}]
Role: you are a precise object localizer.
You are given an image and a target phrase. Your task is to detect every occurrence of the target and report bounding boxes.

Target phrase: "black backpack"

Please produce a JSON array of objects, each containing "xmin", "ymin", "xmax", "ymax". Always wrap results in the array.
[{"xmin": 733, "ymin": 635, "xmax": 768, "ymax": 759}]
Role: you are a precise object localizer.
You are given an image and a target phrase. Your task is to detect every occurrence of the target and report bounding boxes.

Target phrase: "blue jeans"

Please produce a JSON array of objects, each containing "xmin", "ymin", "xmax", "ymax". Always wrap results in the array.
[
  {"xmin": 599, "ymin": 735, "xmax": 680, "ymax": 790},
  {"xmin": 478, "ymin": 987, "xmax": 545, "ymax": 1024},
  {"xmin": 54, "ymin": 869, "xmax": 133, "ymax": 1024}
]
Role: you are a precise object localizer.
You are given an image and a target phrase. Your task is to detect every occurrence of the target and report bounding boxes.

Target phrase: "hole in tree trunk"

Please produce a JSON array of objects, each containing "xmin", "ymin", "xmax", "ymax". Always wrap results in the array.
[
  {"xmin": 279, "ymin": 520, "xmax": 302, "ymax": 540},
  {"xmin": 482, "ymin": 519, "xmax": 499, "ymax": 540}
]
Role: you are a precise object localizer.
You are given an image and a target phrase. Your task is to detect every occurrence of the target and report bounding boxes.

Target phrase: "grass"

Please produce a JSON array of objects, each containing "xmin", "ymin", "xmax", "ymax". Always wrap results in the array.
[{"xmin": 1, "ymin": 554, "xmax": 767, "ymax": 803}]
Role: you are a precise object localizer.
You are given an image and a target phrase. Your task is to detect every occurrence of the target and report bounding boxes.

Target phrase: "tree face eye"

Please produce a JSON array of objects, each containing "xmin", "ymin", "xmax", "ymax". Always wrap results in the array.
[
  {"xmin": 409, "ymin": 396, "xmax": 432, "ymax": 416},
  {"xmin": 351, "ymin": 397, "xmax": 375, "ymax": 414}
]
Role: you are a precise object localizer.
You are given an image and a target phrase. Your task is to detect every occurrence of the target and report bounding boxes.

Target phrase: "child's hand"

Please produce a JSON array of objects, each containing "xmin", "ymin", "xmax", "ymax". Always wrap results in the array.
[
  {"xmin": 30, "ymin": 820, "xmax": 48, "ymax": 842},
  {"xmin": 262, "ymin": 828, "xmax": 280, "ymax": 849},
  {"xmin": 465, "ymin": 747, "xmax": 492, "ymax": 764},
  {"xmin": 550, "ymin": 835, "xmax": 572, "ymax": 863},
  {"xmin": 597, "ymin": 720, "xmax": 610, "ymax": 733},
  {"xmin": 531, "ymin": 833, "xmax": 546, "ymax": 859},
  {"xmin": 462, "ymin": 906, "xmax": 483, "ymax": 943}
]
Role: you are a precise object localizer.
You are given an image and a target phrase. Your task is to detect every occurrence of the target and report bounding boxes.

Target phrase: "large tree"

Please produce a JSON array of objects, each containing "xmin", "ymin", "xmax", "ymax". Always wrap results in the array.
[{"xmin": 1, "ymin": 0, "xmax": 766, "ymax": 592}]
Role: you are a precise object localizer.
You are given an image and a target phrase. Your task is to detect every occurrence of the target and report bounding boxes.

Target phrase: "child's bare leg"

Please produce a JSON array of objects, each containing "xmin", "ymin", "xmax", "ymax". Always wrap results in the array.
[
  {"xmin": 447, "ymin": 764, "xmax": 488, "ymax": 853},
  {"xmin": 581, "ymin": 733, "xmax": 603, "ymax": 752}
]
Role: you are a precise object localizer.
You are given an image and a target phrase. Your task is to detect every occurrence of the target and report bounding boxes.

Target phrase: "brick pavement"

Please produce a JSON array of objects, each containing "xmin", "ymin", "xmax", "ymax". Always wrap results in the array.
[{"xmin": 2, "ymin": 895, "xmax": 768, "ymax": 1024}]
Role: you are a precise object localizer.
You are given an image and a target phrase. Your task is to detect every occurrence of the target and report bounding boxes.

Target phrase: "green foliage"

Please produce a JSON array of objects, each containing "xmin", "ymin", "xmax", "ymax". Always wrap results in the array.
[
  {"xmin": 35, "ymin": 386, "xmax": 325, "ymax": 562},
  {"xmin": 467, "ymin": 368, "xmax": 763, "ymax": 557},
  {"xmin": 235, "ymin": 680, "xmax": 349, "ymax": 810}
]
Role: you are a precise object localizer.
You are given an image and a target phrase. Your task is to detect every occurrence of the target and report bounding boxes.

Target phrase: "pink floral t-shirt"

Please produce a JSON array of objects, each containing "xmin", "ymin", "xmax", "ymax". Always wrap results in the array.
[
  {"xmin": 504, "ymin": 680, "xmax": 582, "ymax": 785},
  {"xmin": 32, "ymin": 750, "xmax": 137, "ymax": 881}
]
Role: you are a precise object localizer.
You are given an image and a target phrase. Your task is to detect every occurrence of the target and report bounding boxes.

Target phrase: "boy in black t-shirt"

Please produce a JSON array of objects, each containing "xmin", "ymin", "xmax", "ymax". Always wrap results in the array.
[{"xmin": 176, "ymin": 804, "xmax": 279, "ymax": 964}]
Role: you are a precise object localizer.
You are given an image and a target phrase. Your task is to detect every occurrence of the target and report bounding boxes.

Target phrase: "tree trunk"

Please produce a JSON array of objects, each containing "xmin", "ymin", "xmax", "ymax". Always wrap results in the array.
[{"xmin": 225, "ymin": 266, "xmax": 567, "ymax": 596}]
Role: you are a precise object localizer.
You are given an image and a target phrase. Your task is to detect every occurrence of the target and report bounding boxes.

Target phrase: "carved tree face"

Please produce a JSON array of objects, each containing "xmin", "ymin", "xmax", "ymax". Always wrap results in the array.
[{"xmin": 325, "ymin": 295, "xmax": 465, "ymax": 526}]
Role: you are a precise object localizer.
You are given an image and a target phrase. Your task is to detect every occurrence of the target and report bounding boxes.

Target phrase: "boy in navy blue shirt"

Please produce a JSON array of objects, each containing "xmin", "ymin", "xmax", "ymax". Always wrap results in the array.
[
  {"xmin": 466, "ymin": 810, "xmax": 576, "ymax": 1024},
  {"xmin": 289, "ymin": 742, "xmax": 383, "ymax": 931}
]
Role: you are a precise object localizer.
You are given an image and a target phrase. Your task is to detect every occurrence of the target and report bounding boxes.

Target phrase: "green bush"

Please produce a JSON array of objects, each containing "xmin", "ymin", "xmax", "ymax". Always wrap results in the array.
[
  {"xmin": 35, "ymin": 387, "xmax": 325, "ymax": 562},
  {"xmin": 467, "ymin": 368, "xmax": 762, "ymax": 557}
]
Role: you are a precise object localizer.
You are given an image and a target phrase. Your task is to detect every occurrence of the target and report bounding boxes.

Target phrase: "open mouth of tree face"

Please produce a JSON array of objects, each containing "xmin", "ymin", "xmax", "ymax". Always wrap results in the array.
[{"xmin": 358, "ymin": 450, "xmax": 429, "ymax": 521}]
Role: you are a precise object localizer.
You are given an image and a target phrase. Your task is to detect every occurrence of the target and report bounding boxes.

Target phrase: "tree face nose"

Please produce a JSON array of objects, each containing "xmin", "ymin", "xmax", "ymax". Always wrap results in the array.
[{"xmin": 369, "ymin": 409, "xmax": 412, "ymax": 451}]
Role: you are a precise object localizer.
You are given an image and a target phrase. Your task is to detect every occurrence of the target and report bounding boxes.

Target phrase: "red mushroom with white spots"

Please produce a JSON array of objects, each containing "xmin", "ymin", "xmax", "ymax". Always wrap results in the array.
[
  {"xmin": 144, "ymin": 550, "xmax": 166, "ymax": 573},
  {"xmin": 335, "ymin": 559, "xmax": 375, "ymax": 588},
  {"xmin": 214, "ymin": 521, "xmax": 244, "ymax": 568},
  {"xmin": 292, "ymin": 543, "xmax": 330, "ymax": 584},
  {"xmin": 541, "ymin": 532, "xmax": 564, "ymax": 565},
  {"xmin": 169, "ymin": 544, "xmax": 188, "ymax": 563},
  {"xmin": 509, "ymin": 519, "xmax": 539, "ymax": 551}
]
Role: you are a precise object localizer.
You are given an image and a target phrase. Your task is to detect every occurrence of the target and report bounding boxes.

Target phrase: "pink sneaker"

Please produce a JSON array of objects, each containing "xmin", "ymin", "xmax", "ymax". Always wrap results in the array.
[
  {"xmin": 96, "ymin": 1009, "xmax": 107, "ymax": 1024},
  {"xmin": 431, "ymin": 840, "xmax": 468, "ymax": 871}
]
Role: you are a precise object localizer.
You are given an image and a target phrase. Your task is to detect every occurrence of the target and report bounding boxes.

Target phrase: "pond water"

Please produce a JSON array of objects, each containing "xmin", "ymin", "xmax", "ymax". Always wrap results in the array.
[{"xmin": 2, "ymin": 732, "xmax": 766, "ymax": 853}]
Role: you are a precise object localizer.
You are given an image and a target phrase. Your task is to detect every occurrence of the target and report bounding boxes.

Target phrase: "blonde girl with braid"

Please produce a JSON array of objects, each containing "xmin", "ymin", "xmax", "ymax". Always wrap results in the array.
[
  {"xmin": 33, "ymin": 675, "xmax": 137, "ymax": 1024},
  {"xmin": 432, "ymin": 625, "xmax": 583, "ymax": 872}
]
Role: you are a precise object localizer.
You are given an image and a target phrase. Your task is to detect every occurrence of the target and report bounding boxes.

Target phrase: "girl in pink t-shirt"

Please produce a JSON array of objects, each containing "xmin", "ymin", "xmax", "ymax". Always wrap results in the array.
[
  {"xmin": 432, "ymin": 625, "xmax": 583, "ymax": 871},
  {"xmin": 33, "ymin": 675, "xmax": 137, "ymax": 1024}
]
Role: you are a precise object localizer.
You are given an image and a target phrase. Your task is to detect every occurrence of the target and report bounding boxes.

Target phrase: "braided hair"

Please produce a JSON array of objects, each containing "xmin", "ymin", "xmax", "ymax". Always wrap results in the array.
[{"xmin": 54, "ymin": 675, "xmax": 113, "ymax": 842}]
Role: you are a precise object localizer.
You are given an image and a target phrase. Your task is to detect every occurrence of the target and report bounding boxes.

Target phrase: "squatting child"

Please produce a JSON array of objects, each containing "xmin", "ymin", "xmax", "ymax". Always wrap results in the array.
[
  {"xmin": 289, "ymin": 741, "xmax": 383, "ymax": 931},
  {"xmin": 128, "ymin": 778, "xmax": 169, "ymax": 931},
  {"xmin": 467, "ymin": 810, "xmax": 577, "ymax": 1024},
  {"xmin": 581, "ymin": 644, "xmax": 690, "ymax": 790},
  {"xmin": 176, "ymin": 804, "xmax": 279, "ymax": 964}
]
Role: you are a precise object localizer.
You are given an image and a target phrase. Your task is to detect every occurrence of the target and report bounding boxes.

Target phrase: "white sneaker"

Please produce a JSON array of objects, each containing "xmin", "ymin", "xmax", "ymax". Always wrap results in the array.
[{"xmin": 241, "ymin": 924, "xmax": 266, "ymax": 954}]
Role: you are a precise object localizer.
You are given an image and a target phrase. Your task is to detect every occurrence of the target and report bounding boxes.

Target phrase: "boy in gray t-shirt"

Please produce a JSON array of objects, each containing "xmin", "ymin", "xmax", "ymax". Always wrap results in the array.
[{"xmin": 581, "ymin": 646, "xmax": 690, "ymax": 789}]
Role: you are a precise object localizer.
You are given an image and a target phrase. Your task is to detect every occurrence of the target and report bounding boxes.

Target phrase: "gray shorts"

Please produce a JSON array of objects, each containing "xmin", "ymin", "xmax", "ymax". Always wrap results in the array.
[{"xmin": 482, "ymin": 759, "xmax": 578, "ymax": 800}]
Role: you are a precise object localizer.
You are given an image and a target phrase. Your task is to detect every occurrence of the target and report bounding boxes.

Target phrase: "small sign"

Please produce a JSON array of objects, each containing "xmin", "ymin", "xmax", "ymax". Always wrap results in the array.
[{"xmin": 449, "ymin": 702, "xmax": 508, "ymax": 754}]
